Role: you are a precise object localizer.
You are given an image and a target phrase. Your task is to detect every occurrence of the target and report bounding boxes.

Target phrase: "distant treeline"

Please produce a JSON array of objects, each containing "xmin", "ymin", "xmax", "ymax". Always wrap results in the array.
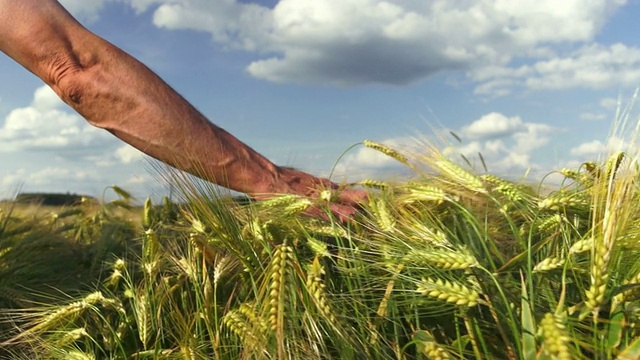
[{"xmin": 14, "ymin": 193, "xmax": 96, "ymax": 206}]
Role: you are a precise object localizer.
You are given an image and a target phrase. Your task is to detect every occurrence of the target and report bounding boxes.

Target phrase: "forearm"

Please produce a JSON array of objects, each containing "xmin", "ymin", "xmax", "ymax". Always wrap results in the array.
[
  {"xmin": 0, "ymin": 0, "xmax": 281, "ymax": 196},
  {"xmin": 62, "ymin": 43, "xmax": 281, "ymax": 196}
]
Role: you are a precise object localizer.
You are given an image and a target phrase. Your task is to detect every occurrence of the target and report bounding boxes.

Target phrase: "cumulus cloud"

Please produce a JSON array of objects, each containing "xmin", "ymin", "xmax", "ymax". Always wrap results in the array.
[
  {"xmin": 0, "ymin": 85, "xmax": 112, "ymax": 154},
  {"xmin": 332, "ymin": 137, "xmax": 415, "ymax": 180},
  {"xmin": 570, "ymin": 136, "xmax": 640, "ymax": 160},
  {"xmin": 460, "ymin": 112, "xmax": 525, "ymax": 140},
  {"xmin": 447, "ymin": 112, "xmax": 557, "ymax": 173},
  {"xmin": 124, "ymin": 0, "xmax": 628, "ymax": 87},
  {"xmin": 570, "ymin": 140, "xmax": 606, "ymax": 156},
  {"xmin": 472, "ymin": 43, "xmax": 640, "ymax": 95},
  {"xmin": 1, "ymin": 166, "xmax": 98, "ymax": 188},
  {"xmin": 600, "ymin": 97, "xmax": 620, "ymax": 110},
  {"xmin": 579, "ymin": 112, "xmax": 608, "ymax": 121},
  {"xmin": 115, "ymin": 144, "xmax": 145, "ymax": 164}
]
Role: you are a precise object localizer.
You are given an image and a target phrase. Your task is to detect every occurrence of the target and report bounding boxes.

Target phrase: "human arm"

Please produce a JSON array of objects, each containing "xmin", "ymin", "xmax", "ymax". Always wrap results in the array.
[{"xmin": 0, "ymin": 0, "xmax": 365, "ymax": 219}]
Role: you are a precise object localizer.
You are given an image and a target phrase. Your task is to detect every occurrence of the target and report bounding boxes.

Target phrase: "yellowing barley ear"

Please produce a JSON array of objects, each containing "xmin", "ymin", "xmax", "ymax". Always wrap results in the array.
[
  {"xmin": 305, "ymin": 237, "xmax": 330, "ymax": 258},
  {"xmin": 538, "ymin": 192, "xmax": 588, "ymax": 211},
  {"xmin": 363, "ymin": 140, "xmax": 411, "ymax": 166},
  {"xmin": 9, "ymin": 291, "xmax": 110, "ymax": 344},
  {"xmin": 370, "ymin": 197, "xmax": 396, "ymax": 232},
  {"xmin": 536, "ymin": 214, "xmax": 564, "ymax": 233},
  {"xmin": 559, "ymin": 168, "xmax": 580, "ymax": 180},
  {"xmin": 401, "ymin": 183, "xmax": 447, "ymax": 204},
  {"xmin": 435, "ymin": 159, "xmax": 486, "ymax": 194},
  {"xmin": 613, "ymin": 270, "xmax": 640, "ymax": 309},
  {"xmin": 267, "ymin": 242, "xmax": 294, "ymax": 334},
  {"xmin": 359, "ymin": 179, "xmax": 389, "ymax": 190},
  {"xmin": 414, "ymin": 330, "xmax": 452, "ymax": 360},
  {"xmin": 604, "ymin": 151, "xmax": 625, "ymax": 179},
  {"xmin": 306, "ymin": 256, "xmax": 337, "ymax": 324},
  {"xmin": 142, "ymin": 197, "xmax": 153, "ymax": 228},
  {"xmin": 533, "ymin": 256, "xmax": 565, "ymax": 273},
  {"xmin": 537, "ymin": 312, "xmax": 571, "ymax": 360},
  {"xmin": 266, "ymin": 194, "xmax": 304, "ymax": 207},
  {"xmin": 569, "ymin": 239, "xmax": 592, "ymax": 254},
  {"xmin": 133, "ymin": 293, "xmax": 151, "ymax": 347},
  {"xmin": 223, "ymin": 303, "xmax": 267, "ymax": 347},
  {"xmin": 56, "ymin": 327, "xmax": 89, "ymax": 347},
  {"xmin": 585, "ymin": 151, "xmax": 636, "ymax": 318},
  {"xmin": 481, "ymin": 174, "xmax": 529, "ymax": 204},
  {"xmin": 404, "ymin": 247, "xmax": 479, "ymax": 270},
  {"xmin": 283, "ymin": 198, "xmax": 312, "ymax": 216},
  {"xmin": 421, "ymin": 341, "xmax": 452, "ymax": 360},
  {"xmin": 110, "ymin": 185, "xmax": 132, "ymax": 200},
  {"xmin": 417, "ymin": 277, "xmax": 479, "ymax": 307},
  {"xmin": 65, "ymin": 350, "xmax": 96, "ymax": 360}
]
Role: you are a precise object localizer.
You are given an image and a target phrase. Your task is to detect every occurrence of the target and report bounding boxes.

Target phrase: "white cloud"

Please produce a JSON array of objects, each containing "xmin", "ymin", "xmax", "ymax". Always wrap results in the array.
[
  {"xmin": 579, "ymin": 112, "xmax": 607, "ymax": 121},
  {"xmin": 1, "ymin": 166, "xmax": 98, "ymax": 187},
  {"xmin": 333, "ymin": 113, "xmax": 558, "ymax": 181},
  {"xmin": 461, "ymin": 112, "xmax": 525, "ymax": 140},
  {"xmin": 115, "ymin": 144, "xmax": 145, "ymax": 164},
  {"xmin": 332, "ymin": 137, "xmax": 415, "ymax": 180},
  {"xmin": 0, "ymin": 85, "xmax": 112, "ymax": 153},
  {"xmin": 600, "ymin": 97, "xmax": 620, "ymax": 110},
  {"xmin": 570, "ymin": 140, "xmax": 606, "ymax": 156},
  {"xmin": 569, "ymin": 135, "xmax": 640, "ymax": 160},
  {"xmin": 473, "ymin": 43, "xmax": 640, "ymax": 95},
  {"xmin": 126, "ymin": 0, "xmax": 627, "ymax": 87},
  {"xmin": 448, "ymin": 112, "xmax": 557, "ymax": 173}
]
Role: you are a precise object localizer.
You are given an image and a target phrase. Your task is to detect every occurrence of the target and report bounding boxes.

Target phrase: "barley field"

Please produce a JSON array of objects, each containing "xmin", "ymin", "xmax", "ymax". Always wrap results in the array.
[{"xmin": 3, "ymin": 135, "xmax": 640, "ymax": 359}]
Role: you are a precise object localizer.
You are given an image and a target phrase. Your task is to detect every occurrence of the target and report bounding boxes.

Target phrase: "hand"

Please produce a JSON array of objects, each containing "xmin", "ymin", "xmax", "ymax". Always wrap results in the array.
[{"xmin": 259, "ymin": 167, "xmax": 368, "ymax": 222}]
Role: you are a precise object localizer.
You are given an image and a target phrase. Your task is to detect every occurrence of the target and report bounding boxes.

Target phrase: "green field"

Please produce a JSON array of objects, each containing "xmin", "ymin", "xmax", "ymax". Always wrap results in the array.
[{"xmin": 2, "ymin": 140, "xmax": 640, "ymax": 359}]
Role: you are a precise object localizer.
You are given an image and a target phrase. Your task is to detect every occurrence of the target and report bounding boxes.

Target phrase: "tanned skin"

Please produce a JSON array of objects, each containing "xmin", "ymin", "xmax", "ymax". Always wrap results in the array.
[{"xmin": 0, "ymin": 0, "xmax": 366, "ymax": 220}]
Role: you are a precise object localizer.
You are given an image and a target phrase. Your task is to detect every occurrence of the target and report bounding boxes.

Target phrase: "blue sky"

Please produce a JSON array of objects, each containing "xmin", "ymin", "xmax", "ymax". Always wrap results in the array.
[{"xmin": 1, "ymin": 0, "xmax": 640, "ymax": 201}]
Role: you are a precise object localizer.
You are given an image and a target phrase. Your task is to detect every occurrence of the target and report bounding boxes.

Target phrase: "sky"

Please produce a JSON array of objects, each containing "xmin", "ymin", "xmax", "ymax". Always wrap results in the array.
[{"xmin": 1, "ymin": 0, "xmax": 640, "ymax": 201}]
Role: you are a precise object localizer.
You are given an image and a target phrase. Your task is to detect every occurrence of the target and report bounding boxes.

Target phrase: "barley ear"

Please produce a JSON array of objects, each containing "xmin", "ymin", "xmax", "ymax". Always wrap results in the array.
[
  {"xmin": 417, "ymin": 277, "xmax": 479, "ymax": 307},
  {"xmin": 363, "ymin": 140, "xmax": 410, "ymax": 166},
  {"xmin": 537, "ymin": 312, "xmax": 572, "ymax": 360}
]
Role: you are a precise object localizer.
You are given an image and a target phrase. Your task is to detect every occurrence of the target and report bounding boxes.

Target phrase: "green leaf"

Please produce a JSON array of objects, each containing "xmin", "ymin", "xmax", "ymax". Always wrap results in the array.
[
  {"xmin": 520, "ymin": 272, "xmax": 536, "ymax": 360},
  {"xmin": 606, "ymin": 305, "xmax": 624, "ymax": 351},
  {"xmin": 618, "ymin": 336, "xmax": 640, "ymax": 360}
]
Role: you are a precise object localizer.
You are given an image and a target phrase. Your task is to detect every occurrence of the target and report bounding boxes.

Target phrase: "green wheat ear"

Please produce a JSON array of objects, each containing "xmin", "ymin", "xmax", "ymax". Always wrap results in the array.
[
  {"xmin": 363, "ymin": 140, "xmax": 410, "ymax": 165},
  {"xmin": 417, "ymin": 277, "xmax": 480, "ymax": 307}
]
